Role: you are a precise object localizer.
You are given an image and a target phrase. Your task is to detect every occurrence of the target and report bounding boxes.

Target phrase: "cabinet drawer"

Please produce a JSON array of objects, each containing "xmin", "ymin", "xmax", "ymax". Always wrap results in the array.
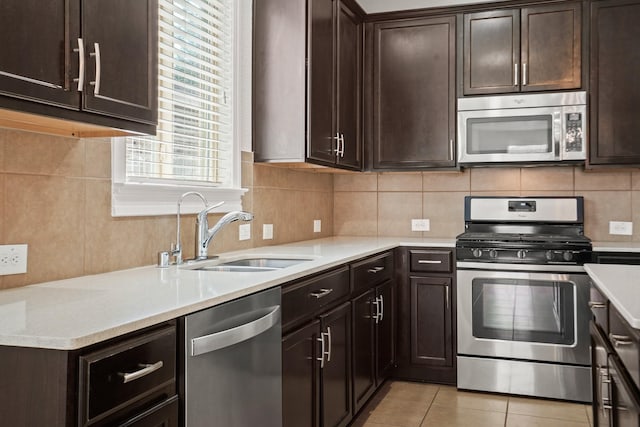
[
  {"xmin": 282, "ymin": 266, "xmax": 350, "ymax": 328},
  {"xmin": 79, "ymin": 325, "xmax": 176, "ymax": 425},
  {"xmin": 352, "ymin": 252, "xmax": 393, "ymax": 293},
  {"xmin": 589, "ymin": 283, "xmax": 609, "ymax": 333},
  {"xmin": 609, "ymin": 305, "xmax": 640, "ymax": 391},
  {"xmin": 410, "ymin": 250, "xmax": 452, "ymax": 273}
]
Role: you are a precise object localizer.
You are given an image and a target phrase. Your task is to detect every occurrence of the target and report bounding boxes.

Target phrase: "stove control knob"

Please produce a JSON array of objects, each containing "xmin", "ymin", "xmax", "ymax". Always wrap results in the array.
[
  {"xmin": 563, "ymin": 251, "xmax": 574, "ymax": 261},
  {"xmin": 545, "ymin": 250, "xmax": 555, "ymax": 261},
  {"xmin": 517, "ymin": 250, "xmax": 527, "ymax": 259},
  {"xmin": 489, "ymin": 249, "xmax": 498, "ymax": 259},
  {"xmin": 472, "ymin": 249, "xmax": 483, "ymax": 258}
]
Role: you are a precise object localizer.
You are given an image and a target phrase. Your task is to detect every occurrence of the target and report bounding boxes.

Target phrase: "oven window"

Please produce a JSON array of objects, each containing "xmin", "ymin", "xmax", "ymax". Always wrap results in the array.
[
  {"xmin": 466, "ymin": 116, "xmax": 552, "ymax": 155},
  {"xmin": 471, "ymin": 278, "xmax": 575, "ymax": 345}
]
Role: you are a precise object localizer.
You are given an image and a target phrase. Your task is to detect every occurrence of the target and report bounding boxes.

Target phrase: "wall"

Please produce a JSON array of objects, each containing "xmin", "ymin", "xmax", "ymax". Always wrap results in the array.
[
  {"xmin": 334, "ymin": 167, "xmax": 640, "ymax": 242},
  {"xmin": 0, "ymin": 129, "xmax": 333, "ymax": 289}
]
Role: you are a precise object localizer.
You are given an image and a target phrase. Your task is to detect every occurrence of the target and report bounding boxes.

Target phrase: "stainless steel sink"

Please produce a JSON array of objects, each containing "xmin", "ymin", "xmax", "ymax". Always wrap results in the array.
[{"xmin": 182, "ymin": 256, "xmax": 314, "ymax": 272}]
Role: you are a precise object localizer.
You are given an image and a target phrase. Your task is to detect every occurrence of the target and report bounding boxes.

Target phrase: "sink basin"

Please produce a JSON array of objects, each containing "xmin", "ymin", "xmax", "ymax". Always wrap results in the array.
[
  {"xmin": 182, "ymin": 256, "xmax": 314, "ymax": 273},
  {"xmin": 220, "ymin": 258, "xmax": 311, "ymax": 269}
]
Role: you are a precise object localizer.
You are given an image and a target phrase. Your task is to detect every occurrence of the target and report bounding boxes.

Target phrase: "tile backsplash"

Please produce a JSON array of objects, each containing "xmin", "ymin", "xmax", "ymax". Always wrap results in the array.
[
  {"xmin": 0, "ymin": 129, "xmax": 333, "ymax": 289},
  {"xmin": 1, "ymin": 126, "xmax": 640, "ymax": 289},
  {"xmin": 334, "ymin": 167, "xmax": 640, "ymax": 243}
]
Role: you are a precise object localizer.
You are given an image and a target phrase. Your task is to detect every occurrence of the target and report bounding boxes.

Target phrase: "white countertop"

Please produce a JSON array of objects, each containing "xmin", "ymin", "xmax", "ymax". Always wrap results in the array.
[
  {"xmin": 0, "ymin": 236, "xmax": 454, "ymax": 350},
  {"xmin": 592, "ymin": 242, "xmax": 640, "ymax": 252},
  {"xmin": 585, "ymin": 263, "xmax": 640, "ymax": 329}
]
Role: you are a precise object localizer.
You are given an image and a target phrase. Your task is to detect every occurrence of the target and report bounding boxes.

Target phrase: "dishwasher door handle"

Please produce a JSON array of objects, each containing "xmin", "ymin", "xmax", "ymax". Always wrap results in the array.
[{"xmin": 190, "ymin": 305, "xmax": 281, "ymax": 356}]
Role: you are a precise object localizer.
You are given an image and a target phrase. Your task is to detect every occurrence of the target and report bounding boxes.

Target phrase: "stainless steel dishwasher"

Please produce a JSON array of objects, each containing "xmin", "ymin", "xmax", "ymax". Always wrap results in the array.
[{"xmin": 181, "ymin": 287, "xmax": 282, "ymax": 426}]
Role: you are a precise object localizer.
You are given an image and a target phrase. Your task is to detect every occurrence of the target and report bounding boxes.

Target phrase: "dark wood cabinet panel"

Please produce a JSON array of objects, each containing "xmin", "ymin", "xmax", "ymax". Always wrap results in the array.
[
  {"xmin": 410, "ymin": 276, "xmax": 453, "ymax": 367},
  {"xmin": 352, "ymin": 289, "xmax": 376, "ymax": 413},
  {"xmin": 463, "ymin": 3, "xmax": 581, "ymax": 95},
  {"xmin": 589, "ymin": 0, "xmax": 640, "ymax": 165},
  {"xmin": 0, "ymin": 0, "xmax": 80, "ymax": 108},
  {"xmin": 320, "ymin": 302, "xmax": 352, "ymax": 427},
  {"xmin": 371, "ymin": 16, "xmax": 456, "ymax": 169},
  {"xmin": 81, "ymin": 0, "xmax": 157, "ymax": 124},
  {"xmin": 521, "ymin": 3, "xmax": 581, "ymax": 92},
  {"xmin": 308, "ymin": 0, "xmax": 336, "ymax": 165},
  {"xmin": 463, "ymin": 10, "xmax": 519, "ymax": 95},
  {"xmin": 282, "ymin": 320, "xmax": 321, "ymax": 427},
  {"xmin": 336, "ymin": 1, "xmax": 363, "ymax": 170}
]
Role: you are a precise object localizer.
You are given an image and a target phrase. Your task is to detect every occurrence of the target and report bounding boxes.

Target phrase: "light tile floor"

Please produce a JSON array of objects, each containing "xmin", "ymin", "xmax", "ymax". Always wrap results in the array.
[{"xmin": 351, "ymin": 381, "xmax": 593, "ymax": 427}]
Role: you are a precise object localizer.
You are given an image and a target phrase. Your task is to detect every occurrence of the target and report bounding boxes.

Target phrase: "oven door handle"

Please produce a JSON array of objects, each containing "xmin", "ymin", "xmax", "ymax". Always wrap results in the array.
[{"xmin": 456, "ymin": 261, "xmax": 586, "ymax": 273}]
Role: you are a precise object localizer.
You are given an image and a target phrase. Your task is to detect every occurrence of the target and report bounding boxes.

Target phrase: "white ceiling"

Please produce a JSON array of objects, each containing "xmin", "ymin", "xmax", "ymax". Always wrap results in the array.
[{"xmin": 355, "ymin": 0, "xmax": 508, "ymax": 13}]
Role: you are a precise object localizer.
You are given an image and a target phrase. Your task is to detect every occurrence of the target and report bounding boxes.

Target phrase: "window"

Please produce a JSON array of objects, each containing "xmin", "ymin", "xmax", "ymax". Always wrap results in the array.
[{"xmin": 112, "ymin": 0, "xmax": 245, "ymax": 216}]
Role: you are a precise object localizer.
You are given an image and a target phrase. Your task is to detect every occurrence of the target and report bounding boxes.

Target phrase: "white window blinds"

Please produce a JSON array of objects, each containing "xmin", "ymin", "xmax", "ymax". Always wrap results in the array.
[{"xmin": 125, "ymin": 0, "xmax": 234, "ymax": 187}]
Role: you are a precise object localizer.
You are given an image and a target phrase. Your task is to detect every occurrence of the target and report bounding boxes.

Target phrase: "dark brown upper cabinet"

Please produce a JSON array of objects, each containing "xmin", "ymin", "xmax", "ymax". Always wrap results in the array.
[
  {"xmin": 463, "ymin": 2, "xmax": 582, "ymax": 95},
  {"xmin": 0, "ymin": 0, "xmax": 157, "ymax": 134},
  {"xmin": 589, "ymin": 0, "xmax": 640, "ymax": 166},
  {"xmin": 254, "ymin": 0, "xmax": 363, "ymax": 171},
  {"xmin": 369, "ymin": 16, "xmax": 456, "ymax": 170}
]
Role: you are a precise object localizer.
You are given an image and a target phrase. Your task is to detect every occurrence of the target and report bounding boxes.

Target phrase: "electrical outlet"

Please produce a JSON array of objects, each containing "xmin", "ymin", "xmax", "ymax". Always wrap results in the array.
[
  {"xmin": 263, "ymin": 224, "xmax": 274, "ymax": 240},
  {"xmin": 0, "ymin": 244, "xmax": 28, "ymax": 276},
  {"xmin": 609, "ymin": 221, "xmax": 633, "ymax": 236},
  {"xmin": 314, "ymin": 220, "xmax": 322, "ymax": 233},
  {"xmin": 411, "ymin": 219, "xmax": 430, "ymax": 232},
  {"xmin": 239, "ymin": 224, "xmax": 251, "ymax": 241}
]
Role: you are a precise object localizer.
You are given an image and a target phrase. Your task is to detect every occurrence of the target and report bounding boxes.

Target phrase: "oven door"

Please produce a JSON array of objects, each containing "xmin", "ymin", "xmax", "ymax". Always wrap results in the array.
[{"xmin": 457, "ymin": 263, "xmax": 590, "ymax": 366}]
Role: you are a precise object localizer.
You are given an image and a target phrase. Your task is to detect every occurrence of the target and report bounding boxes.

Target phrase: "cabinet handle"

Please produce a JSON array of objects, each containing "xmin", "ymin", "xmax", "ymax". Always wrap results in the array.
[
  {"xmin": 449, "ymin": 139, "xmax": 454, "ymax": 161},
  {"xmin": 310, "ymin": 288, "xmax": 333, "ymax": 299},
  {"xmin": 372, "ymin": 297, "xmax": 381, "ymax": 324},
  {"xmin": 445, "ymin": 285, "xmax": 449, "ymax": 310},
  {"xmin": 367, "ymin": 266, "xmax": 385, "ymax": 274},
  {"xmin": 418, "ymin": 259, "xmax": 442, "ymax": 264},
  {"xmin": 514, "ymin": 63, "xmax": 519, "ymax": 86},
  {"xmin": 523, "ymin": 63, "xmax": 528, "ymax": 86},
  {"xmin": 339, "ymin": 133, "xmax": 345, "ymax": 158},
  {"xmin": 73, "ymin": 38, "xmax": 85, "ymax": 92},
  {"xmin": 609, "ymin": 333, "xmax": 634, "ymax": 347},
  {"xmin": 89, "ymin": 42, "xmax": 102, "ymax": 95},
  {"xmin": 379, "ymin": 295, "xmax": 384, "ymax": 322},
  {"xmin": 333, "ymin": 133, "xmax": 341, "ymax": 157},
  {"xmin": 317, "ymin": 334, "xmax": 326, "ymax": 368},
  {"xmin": 588, "ymin": 301, "xmax": 607, "ymax": 309},
  {"xmin": 119, "ymin": 361, "xmax": 164, "ymax": 384}
]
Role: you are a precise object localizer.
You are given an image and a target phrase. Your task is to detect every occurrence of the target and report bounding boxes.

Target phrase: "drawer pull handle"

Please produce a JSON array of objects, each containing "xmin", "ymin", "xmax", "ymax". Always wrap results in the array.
[
  {"xmin": 119, "ymin": 361, "xmax": 164, "ymax": 384},
  {"xmin": 589, "ymin": 301, "xmax": 607, "ymax": 309},
  {"xmin": 609, "ymin": 333, "xmax": 634, "ymax": 347},
  {"xmin": 310, "ymin": 288, "xmax": 333, "ymax": 299},
  {"xmin": 418, "ymin": 260, "xmax": 442, "ymax": 264},
  {"xmin": 367, "ymin": 266, "xmax": 385, "ymax": 273}
]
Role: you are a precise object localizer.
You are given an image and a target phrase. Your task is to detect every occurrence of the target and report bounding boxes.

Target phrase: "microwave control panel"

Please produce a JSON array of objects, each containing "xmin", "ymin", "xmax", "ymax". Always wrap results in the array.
[{"xmin": 565, "ymin": 112, "xmax": 583, "ymax": 153}]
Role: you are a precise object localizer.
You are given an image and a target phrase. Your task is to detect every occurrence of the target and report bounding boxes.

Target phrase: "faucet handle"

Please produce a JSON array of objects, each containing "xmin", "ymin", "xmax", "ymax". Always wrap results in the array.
[{"xmin": 197, "ymin": 201, "xmax": 225, "ymax": 221}]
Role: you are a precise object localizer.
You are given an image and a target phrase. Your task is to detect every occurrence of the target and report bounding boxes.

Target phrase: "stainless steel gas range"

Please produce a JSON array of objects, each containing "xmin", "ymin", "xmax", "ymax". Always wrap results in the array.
[{"xmin": 455, "ymin": 196, "xmax": 592, "ymax": 403}]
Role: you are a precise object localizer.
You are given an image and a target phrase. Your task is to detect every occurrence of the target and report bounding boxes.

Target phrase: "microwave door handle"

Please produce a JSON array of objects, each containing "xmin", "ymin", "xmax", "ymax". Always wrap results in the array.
[{"xmin": 553, "ymin": 112, "xmax": 562, "ymax": 160}]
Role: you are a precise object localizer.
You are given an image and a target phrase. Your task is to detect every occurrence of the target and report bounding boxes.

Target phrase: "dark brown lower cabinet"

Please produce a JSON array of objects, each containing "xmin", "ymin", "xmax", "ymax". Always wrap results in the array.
[
  {"xmin": 395, "ymin": 248, "xmax": 456, "ymax": 385},
  {"xmin": 282, "ymin": 320, "xmax": 321, "ymax": 427},
  {"xmin": 352, "ymin": 280, "xmax": 395, "ymax": 413}
]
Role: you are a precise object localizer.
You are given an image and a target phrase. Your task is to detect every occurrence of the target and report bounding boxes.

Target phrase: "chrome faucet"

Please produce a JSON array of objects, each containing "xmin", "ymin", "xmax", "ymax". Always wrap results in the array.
[{"xmin": 195, "ymin": 208, "xmax": 253, "ymax": 260}]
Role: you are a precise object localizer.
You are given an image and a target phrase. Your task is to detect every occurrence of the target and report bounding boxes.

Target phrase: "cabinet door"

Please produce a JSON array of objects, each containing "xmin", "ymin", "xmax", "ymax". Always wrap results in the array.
[
  {"xmin": 372, "ymin": 16, "xmax": 456, "ymax": 169},
  {"xmin": 320, "ymin": 302, "xmax": 352, "ymax": 427},
  {"xmin": 308, "ymin": 0, "xmax": 337, "ymax": 165},
  {"xmin": 609, "ymin": 355, "xmax": 640, "ymax": 427},
  {"xmin": 521, "ymin": 3, "xmax": 581, "ymax": 92},
  {"xmin": 590, "ymin": 0, "xmax": 640, "ymax": 165},
  {"xmin": 0, "ymin": 0, "xmax": 80, "ymax": 108},
  {"xmin": 591, "ymin": 324, "xmax": 613, "ymax": 427},
  {"xmin": 352, "ymin": 289, "xmax": 376, "ymax": 413},
  {"xmin": 335, "ymin": 1, "xmax": 362, "ymax": 170},
  {"xmin": 376, "ymin": 280, "xmax": 395, "ymax": 383},
  {"xmin": 463, "ymin": 10, "xmax": 519, "ymax": 95},
  {"xmin": 82, "ymin": 0, "xmax": 157, "ymax": 124},
  {"xmin": 410, "ymin": 276, "xmax": 453, "ymax": 367},
  {"xmin": 282, "ymin": 320, "xmax": 321, "ymax": 427},
  {"xmin": 118, "ymin": 396, "xmax": 178, "ymax": 427}
]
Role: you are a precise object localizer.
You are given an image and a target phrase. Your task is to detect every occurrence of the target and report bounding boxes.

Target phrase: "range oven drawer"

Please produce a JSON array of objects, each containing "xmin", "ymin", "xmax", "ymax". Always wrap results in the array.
[
  {"xmin": 410, "ymin": 249, "xmax": 452, "ymax": 273},
  {"xmin": 79, "ymin": 324, "xmax": 176, "ymax": 426}
]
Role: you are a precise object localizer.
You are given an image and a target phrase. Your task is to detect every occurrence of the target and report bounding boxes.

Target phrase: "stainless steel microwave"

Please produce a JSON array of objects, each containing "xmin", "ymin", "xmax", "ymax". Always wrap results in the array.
[{"xmin": 457, "ymin": 91, "xmax": 587, "ymax": 166}]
